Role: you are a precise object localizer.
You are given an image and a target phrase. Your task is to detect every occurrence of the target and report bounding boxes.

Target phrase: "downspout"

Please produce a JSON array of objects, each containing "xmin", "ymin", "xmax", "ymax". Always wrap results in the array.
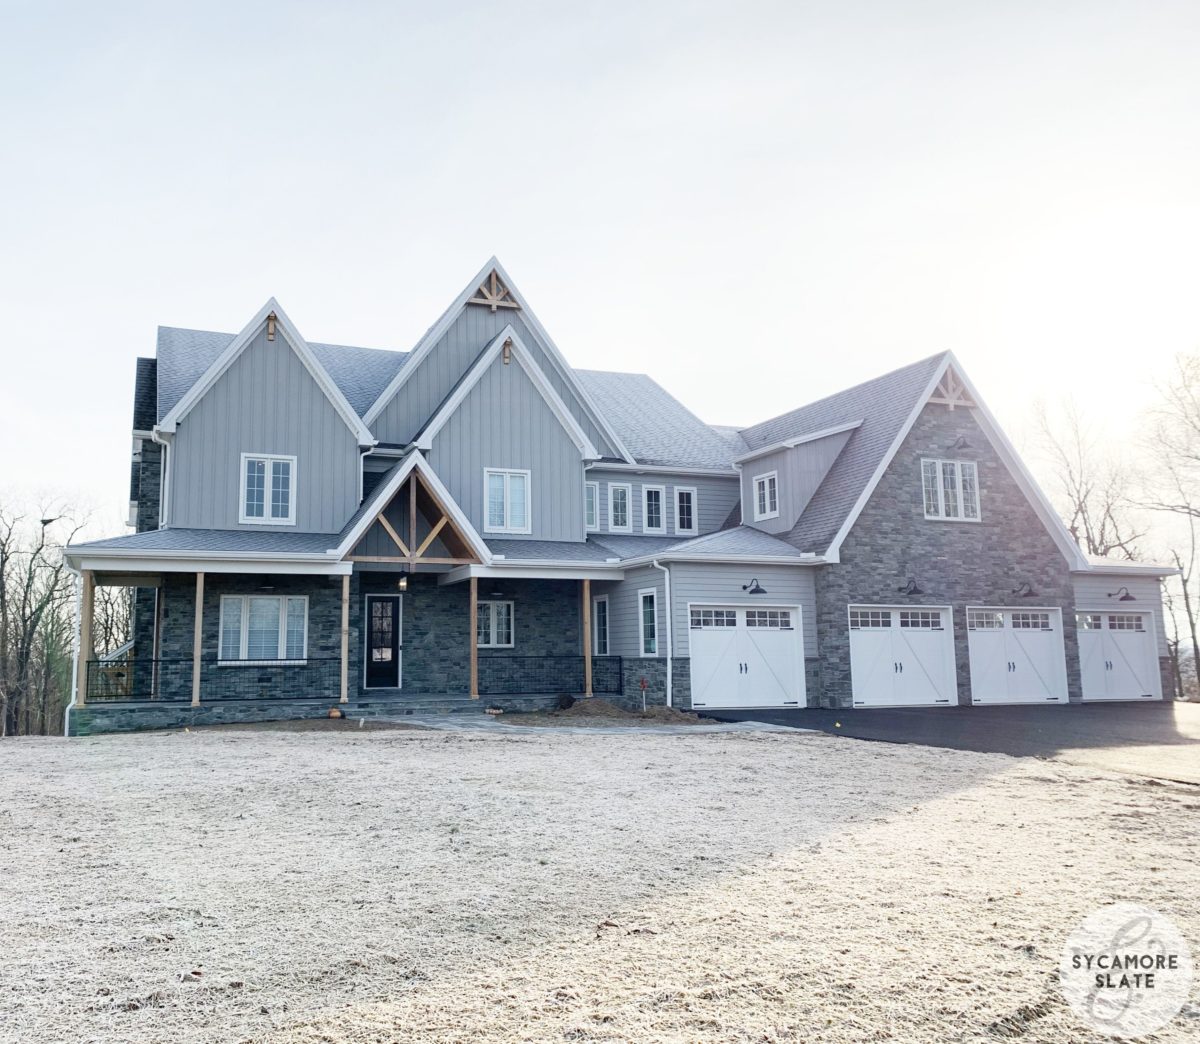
[
  {"xmin": 151, "ymin": 428, "xmax": 172, "ymax": 528},
  {"xmin": 651, "ymin": 559, "xmax": 673, "ymax": 708},
  {"xmin": 63, "ymin": 562, "xmax": 81, "ymax": 737}
]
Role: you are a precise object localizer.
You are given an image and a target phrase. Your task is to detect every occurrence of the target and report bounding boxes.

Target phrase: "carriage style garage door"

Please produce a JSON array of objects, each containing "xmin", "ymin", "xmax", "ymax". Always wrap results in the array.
[
  {"xmin": 1078, "ymin": 612, "xmax": 1161, "ymax": 701},
  {"xmin": 966, "ymin": 607, "xmax": 1068, "ymax": 704},
  {"xmin": 688, "ymin": 605, "xmax": 805, "ymax": 709},
  {"xmin": 848, "ymin": 605, "xmax": 957, "ymax": 707}
]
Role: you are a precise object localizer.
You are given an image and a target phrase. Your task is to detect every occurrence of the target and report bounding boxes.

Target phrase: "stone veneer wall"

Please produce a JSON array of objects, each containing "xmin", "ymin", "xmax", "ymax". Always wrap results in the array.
[
  {"xmin": 130, "ymin": 440, "xmax": 163, "ymax": 663},
  {"xmin": 814, "ymin": 402, "xmax": 1081, "ymax": 709}
]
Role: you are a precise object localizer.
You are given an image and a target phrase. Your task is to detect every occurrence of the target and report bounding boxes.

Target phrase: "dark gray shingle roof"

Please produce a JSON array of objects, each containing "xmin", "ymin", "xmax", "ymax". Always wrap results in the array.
[
  {"xmin": 666, "ymin": 527, "xmax": 806, "ymax": 558},
  {"xmin": 133, "ymin": 357, "xmax": 157, "ymax": 431},
  {"xmin": 484, "ymin": 539, "xmax": 619, "ymax": 562},
  {"xmin": 70, "ymin": 528, "xmax": 339, "ymax": 555}
]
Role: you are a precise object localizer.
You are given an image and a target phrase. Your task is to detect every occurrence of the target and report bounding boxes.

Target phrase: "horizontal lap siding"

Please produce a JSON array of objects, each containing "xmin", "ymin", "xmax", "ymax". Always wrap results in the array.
[
  {"xmin": 592, "ymin": 567, "xmax": 664, "ymax": 659},
  {"xmin": 1072, "ymin": 574, "xmax": 1169, "ymax": 657},
  {"xmin": 589, "ymin": 472, "xmax": 739, "ymax": 536}
]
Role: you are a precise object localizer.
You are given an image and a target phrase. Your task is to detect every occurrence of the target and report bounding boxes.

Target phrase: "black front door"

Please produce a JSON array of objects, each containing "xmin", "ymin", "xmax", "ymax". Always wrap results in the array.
[{"xmin": 365, "ymin": 595, "xmax": 401, "ymax": 688}]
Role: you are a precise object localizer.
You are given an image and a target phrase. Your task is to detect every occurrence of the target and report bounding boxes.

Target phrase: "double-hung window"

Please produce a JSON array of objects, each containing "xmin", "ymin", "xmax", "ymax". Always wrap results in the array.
[
  {"xmin": 219, "ymin": 595, "xmax": 307, "ymax": 663},
  {"xmin": 241, "ymin": 454, "xmax": 296, "ymax": 525},
  {"xmin": 476, "ymin": 600, "xmax": 514, "ymax": 648},
  {"xmin": 585, "ymin": 481, "xmax": 599, "ymax": 531},
  {"xmin": 484, "ymin": 469, "xmax": 531, "ymax": 534},
  {"xmin": 921, "ymin": 459, "xmax": 980, "ymax": 521},
  {"xmin": 609, "ymin": 483, "xmax": 632, "ymax": 533},
  {"xmin": 642, "ymin": 486, "xmax": 665, "ymax": 533},
  {"xmin": 639, "ymin": 589, "xmax": 658, "ymax": 656},
  {"xmin": 592, "ymin": 595, "xmax": 609, "ymax": 656},
  {"xmin": 753, "ymin": 471, "xmax": 779, "ymax": 521},
  {"xmin": 674, "ymin": 486, "xmax": 697, "ymax": 535}
]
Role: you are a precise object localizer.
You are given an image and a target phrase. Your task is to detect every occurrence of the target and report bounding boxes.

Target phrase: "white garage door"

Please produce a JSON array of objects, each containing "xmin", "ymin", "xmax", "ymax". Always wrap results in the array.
[
  {"xmin": 1078, "ymin": 612, "xmax": 1161, "ymax": 701},
  {"xmin": 689, "ymin": 605, "xmax": 805, "ymax": 709},
  {"xmin": 848, "ymin": 605, "xmax": 957, "ymax": 707},
  {"xmin": 967, "ymin": 607, "xmax": 1068, "ymax": 704}
]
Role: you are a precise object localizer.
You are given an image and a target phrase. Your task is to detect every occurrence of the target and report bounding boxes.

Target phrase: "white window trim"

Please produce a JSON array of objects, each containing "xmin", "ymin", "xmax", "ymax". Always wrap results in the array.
[
  {"xmin": 674, "ymin": 486, "xmax": 698, "ymax": 535},
  {"xmin": 922, "ymin": 458, "xmax": 982, "ymax": 522},
  {"xmin": 477, "ymin": 599, "xmax": 515, "ymax": 648},
  {"xmin": 218, "ymin": 594, "xmax": 308, "ymax": 665},
  {"xmin": 638, "ymin": 588, "xmax": 659, "ymax": 657},
  {"xmin": 483, "ymin": 468, "xmax": 533, "ymax": 535},
  {"xmin": 239, "ymin": 452, "xmax": 297, "ymax": 526},
  {"xmin": 608, "ymin": 482, "xmax": 633, "ymax": 533},
  {"xmin": 584, "ymin": 480, "xmax": 600, "ymax": 532},
  {"xmin": 592, "ymin": 594, "xmax": 609, "ymax": 656},
  {"xmin": 642, "ymin": 485, "xmax": 666, "ymax": 534},
  {"xmin": 753, "ymin": 471, "xmax": 779, "ymax": 522}
]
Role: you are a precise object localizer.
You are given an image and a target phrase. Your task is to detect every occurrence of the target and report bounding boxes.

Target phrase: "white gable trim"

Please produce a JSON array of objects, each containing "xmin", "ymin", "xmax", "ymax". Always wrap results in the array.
[
  {"xmin": 413, "ymin": 326, "xmax": 600, "ymax": 459},
  {"xmin": 332, "ymin": 451, "xmax": 492, "ymax": 564},
  {"xmin": 157, "ymin": 298, "xmax": 375, "ymax": 447},
  {"xmin": 731, "ymin": 419, "xmax": 863, "ymax": 467},
  {"xmin": 361, "ymin": 257, "xmax": 634, "ymax": 462},
  {"xmin": 823, "ymin": 354, "xmax": 1088, "ymax": 569}
]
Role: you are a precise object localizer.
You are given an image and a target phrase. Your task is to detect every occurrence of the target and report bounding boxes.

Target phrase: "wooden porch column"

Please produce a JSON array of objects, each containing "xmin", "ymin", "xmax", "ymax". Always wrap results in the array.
[
  {"xmin": 339, "ymin": 574, "xmax": 350, "ymax": 703},
  {"xmin": 76, "ymin": 570, "xmax": 95, "ymax": 706},
  {"xmin": 469, "ymin": 576, "xmax": 479, "ymax": 699},
  {"xmin": 582, "ymin": 578, "xmax": 593, "ymax": 697},
  {"xmin": 191, "ymin": 571, "xmax": 204, "ymax": 707}
]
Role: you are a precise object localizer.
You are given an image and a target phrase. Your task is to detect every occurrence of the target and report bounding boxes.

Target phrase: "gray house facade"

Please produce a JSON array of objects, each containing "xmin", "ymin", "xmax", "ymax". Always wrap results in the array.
[{"xmin": 65, "ymin": 258, "xmax": 1175, "ymax": 734}]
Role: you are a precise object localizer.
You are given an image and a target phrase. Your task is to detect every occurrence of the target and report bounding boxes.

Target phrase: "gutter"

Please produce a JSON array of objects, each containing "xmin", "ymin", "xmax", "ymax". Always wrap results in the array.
[{"xmin": 651, "ymin": 559, "xmax": 673, "ymax": 708}]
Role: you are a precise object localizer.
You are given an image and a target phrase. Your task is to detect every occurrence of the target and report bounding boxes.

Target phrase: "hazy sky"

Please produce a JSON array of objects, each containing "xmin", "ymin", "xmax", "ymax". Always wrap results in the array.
[{"xmin": 2, "ymin": 1, "xmax": 1198, "ymax": 536}]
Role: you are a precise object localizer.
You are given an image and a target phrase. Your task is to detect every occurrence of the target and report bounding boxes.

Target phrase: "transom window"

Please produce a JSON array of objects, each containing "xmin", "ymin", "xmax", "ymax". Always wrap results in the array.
[
  {"xmin": 899, "ymin": 610, "xmax": 942, "ymax": 629},
  {"xmin": 639, "ymin": 590, "xmax": 658, "ymax": 655},
  {"xmin": 476, "ymin": 600, "xmax": 514, "ymax": 648},
  {"xmin": 219, "ymin": 595, "xmax": 307, "ymax": 663},
  {"xmin": 1011, "ymin": 612, "xmax": 1052, "ymax": 630},
  {"xmin": 967, "ymin": 610, "xmax": 1003, "ymax": 630},
  {"xmin": 241, "ymin": 454, "xmax": 296, "ymax": 525},
  {"xmin": 609, "ymin": 483, "xmax": 632, "ymax": 533},
  {"xmin": 747, "ymin": 609, "xmax": 793, "ymax": 629},
  {"xmin": 484, "ymin": 469, "xmax": 531, "ymax": 534},
  {"xmin": 675, "ymin": 487, "xmax": 697, "ymax": 535},
  {"xmin": 642, "ymin": 486, "xmax": 665, "ymax": 533},
  {"xmin": 753, "ymin": 472, "xmax": 779, "ymax": 521},
  {"xmin": 921, "ymin": 459, "xmax": 980, "ymax": 521},
  {"xmin": 585, "ymin": 481, "xmax": 599, "ymax": 531},
  {"xmin": 849, "ymin": 609, "xmax": 891, "ymax": 629},
  {"xmin": 691, "ymin": 608, "xmax": 737, "ymax": 629},
  {"xmin": 592, "ymin": 596, "xmax": 609, "ymax": 655},
  {"xmin": 1077, "ymin": 613, "xmax": 1103, "ymax": 631},
  {"xmin": 1108, "ymin": 614, "xmax": 1144, "ymax": 631}
]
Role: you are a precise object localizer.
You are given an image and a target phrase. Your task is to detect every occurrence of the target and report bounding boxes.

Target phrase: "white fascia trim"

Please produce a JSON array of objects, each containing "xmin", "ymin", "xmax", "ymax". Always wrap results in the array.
[
  {"xmin": 619, "ymin": 551, "xmax": 822, "ymax": 569},
  {"xmin": 586, "ymin": 462, "xmax": 738, "ymax": 477},
  {"xmin": 1071, "ymin": 562, "xmax": 1178, "ymax": 577},
  {"xmin": 732, "ymin": 419, "xmax": 864, "ymax": 465},
  {"xmin": 438, "ymin": 563, "xmax": 623, "ymax": 585},
  {"xmin": 362, "ymin": 258, "xmax": 635, "ymax": 463},
  {"xmin": 68, "ymin": 553, "xmax": 352, "ymax": 575},
  {"xmin": 157, "ymin": 298, "xmax": 375, "ymax": 448},
  {"xmin": 414, "ymin": 326, "xmax": 599, "ymax": 459}
]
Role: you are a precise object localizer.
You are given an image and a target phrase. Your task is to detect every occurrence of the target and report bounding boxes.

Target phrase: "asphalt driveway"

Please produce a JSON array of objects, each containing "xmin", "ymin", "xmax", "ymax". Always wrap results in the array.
[{"xmin": 703, "ymin": 701, "xmax": 1200, "ymax": 784}]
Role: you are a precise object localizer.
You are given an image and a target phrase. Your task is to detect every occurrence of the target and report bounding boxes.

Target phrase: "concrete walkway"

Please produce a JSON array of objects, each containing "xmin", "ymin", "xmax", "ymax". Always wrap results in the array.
[{"xmin": 374, "ymin": 713, "xmax": 807, "ymax": 736}]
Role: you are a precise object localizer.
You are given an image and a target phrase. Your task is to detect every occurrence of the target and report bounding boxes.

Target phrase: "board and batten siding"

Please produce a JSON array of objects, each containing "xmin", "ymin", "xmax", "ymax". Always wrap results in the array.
[
  {"xmin": 592, "ymin": 567, "xmax": 665, "ymax": 658},
  {"xmin": 168, "ymin": 328, "xmax": 359, "ymax": 533},
  {"xmin": 668, "ymin": 562, "xmax": 817, "ymax": 658},
  {"xmin": 1072, "ymin": 573, "xmax": 1169, "ymax": 657},
  {"xmin": 587, "ymin": 472, "xmax": 739, "ymax": 536},
  {"xmin": 427, "ymin": 353, "xmax": 585, "ymax": 542},
  {"xmin": 372, "ymin": 307, "xmax": 618, "ymax": 458},
  {"xmin": 740, "ymin": 428, "xmax": 854, "ymax": 535}
]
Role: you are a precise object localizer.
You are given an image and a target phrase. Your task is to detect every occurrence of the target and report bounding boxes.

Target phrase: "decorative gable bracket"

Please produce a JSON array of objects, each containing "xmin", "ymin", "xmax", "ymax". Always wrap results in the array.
[
  {"xmin": 468, "ymin": 270, "xmax": 520, "ymax": 312},
  {"xmin": 928, "ymin": 367, "xmax": 976, "ymax": 410}
]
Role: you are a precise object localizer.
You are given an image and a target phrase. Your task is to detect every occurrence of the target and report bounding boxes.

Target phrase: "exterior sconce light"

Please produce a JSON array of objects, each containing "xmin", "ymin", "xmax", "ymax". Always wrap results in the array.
[
  {"xmin": 742, "ymin": 578, "xmax": 767, "ymax": 595},
  {"xmin": 949, "ymin": 435, "xmax": 970, "ymax": 450},
  {"xmin": 1107, "ymin": 586, "xmax": 1135, "ymax": 601},
  {"xmin": 1012, "ymin": 581, "xmax": 1036, "ymax": 598},
  {"xmin": 502, "ymin": 337, "xmax": 513, "ymax": 365},
  {"xmin": 898, "ymin": 577, "xmax": 923, "ymax": 596},
  {"xmin": 267, "ymin": 311, "xmax": 277, "ymax": 341},
  {"xmin": 396, "ymin": 573, "xmax": 408, "ymax": 592}
]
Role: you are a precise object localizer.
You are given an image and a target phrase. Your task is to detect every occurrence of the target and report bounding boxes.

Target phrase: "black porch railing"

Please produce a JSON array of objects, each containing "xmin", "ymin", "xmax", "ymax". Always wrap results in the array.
[
  {"xmin": 478, "ymin": 655, "xmax": 623, "ymax": 697},
  {"xmin": 85, "ymin": 658, "xmax": 341, "ymax": 702}
]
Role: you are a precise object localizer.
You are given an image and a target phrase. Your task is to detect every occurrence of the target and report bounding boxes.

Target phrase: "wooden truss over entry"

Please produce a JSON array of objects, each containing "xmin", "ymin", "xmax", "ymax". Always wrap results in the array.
[
  {"xmin": 928, "ymin": 366, "xmax": 976, "ymax": 410},
  {"xmin": 468, "ymin": 269, "xmax": 520, "ymax": 312},
  {"xmin": 348, "ymin": 472, "xmax": 481, "ymax": 567}
]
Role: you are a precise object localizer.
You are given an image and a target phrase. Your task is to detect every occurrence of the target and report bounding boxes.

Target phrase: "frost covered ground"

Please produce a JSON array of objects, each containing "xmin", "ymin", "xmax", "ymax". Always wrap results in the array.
[{"xmin": 1, "ymin": 727, "xmax": 1197, "ymax": 1042}]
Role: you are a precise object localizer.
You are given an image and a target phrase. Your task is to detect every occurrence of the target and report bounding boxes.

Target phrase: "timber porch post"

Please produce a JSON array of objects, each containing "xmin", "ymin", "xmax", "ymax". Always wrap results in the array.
[
  {"xmin": 582, "ymin": 578, "xmax": 592, "ymax": 697},
  {"xmin": 76, "ymin": 569, "xmax": 95, "ymax": 707},
  {"xmin": 191, "ymin": 571, "xmax": 204, "ymax": 707},
  {"xmin": 469, "ymin": 575, "xmax": 479, "ymax": 699}
]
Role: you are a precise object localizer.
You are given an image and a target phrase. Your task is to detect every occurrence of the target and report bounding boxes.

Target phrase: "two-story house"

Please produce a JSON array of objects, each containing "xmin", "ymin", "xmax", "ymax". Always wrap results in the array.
[{"xmin": 64, "ymin": 259, "xmax": 1174, "ymax": 734}]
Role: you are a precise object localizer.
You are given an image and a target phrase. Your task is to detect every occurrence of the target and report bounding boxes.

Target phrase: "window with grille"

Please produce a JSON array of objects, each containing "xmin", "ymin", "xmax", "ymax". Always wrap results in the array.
[
  {"xmin": 899, "ymin": 610, "xmax": 942, "ymax": 629},
  {"xmin": 921, "ymin": 459, "xmax": 980, "ymax": 521},
  {"xmin": 477, "ymin": 600, "xmax": 514, "ymax": 647},
  {"xmin": 849, "ymin": 608, "xmax": 891, "ymax": 629},
  {"xmin": 1108, "ymin": 614, "xmax": 1144, "ymax": 631},
  {"xmin": 1077, "ymin": 613, "xmax": 1103, "ymax": 630},
  {"xmin": 967, "ymin": 610, "xmax": 1003, "ymax": 630},
  {"xmin": 675, "ymin": 487, "xmax": 697, "ymax": 535},
  {"xmin": 753, "ymin": 472, "xmax": 779, "ymax": 521},
  {"xmin": 241, "ymin": 454, "xmax": 296, "ymax": 525},
  {"xmin": 219, "ymin": 595, "xmax": 307, "ymax": 662},
  {"xmin": 643, "ymin": 486, "xmax": 665, "ymax": 533},
  {"xmin": 1011, "ymin": 612, "xmax": 1051, "ymax": 630},
  {"xmin": 746, "ymin": 609, "xmax": 793, "ymax": 629},
  {"xmin": 609, "ymin": 484, "xmax": 632, "ymax": 532},
  {"xmin": 639, "ymin": 590, "xmax": 658, "ymax": 655},
  {"xmin": 690, "ymin": 608, "xmax": 737, "ymax": 629}
]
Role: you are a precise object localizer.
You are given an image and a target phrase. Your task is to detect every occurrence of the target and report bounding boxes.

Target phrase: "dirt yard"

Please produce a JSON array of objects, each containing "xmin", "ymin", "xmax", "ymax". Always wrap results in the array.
[{"xmin": 1, "ymin": 728, "xmax": 1196, "ymax": 1043}]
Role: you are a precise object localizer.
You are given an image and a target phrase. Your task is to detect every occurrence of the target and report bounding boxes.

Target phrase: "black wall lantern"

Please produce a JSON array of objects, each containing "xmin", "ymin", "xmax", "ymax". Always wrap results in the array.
[
  {"xmin": 396, "ymin": 572, "xmax": 408, "ymax": 592},
  {"xmin": 742, "ymin": 578, "xmax": 767, "ymax": 595},
  {"xmin": 897, "ymin": 577, "xmax": 924, "ymax": 596},
  {"xmin": 1107, "ymin": 586, "xmax": 1136, "ymax": 602},
  {"xmin": 1012, "ymin": 581, "xmax": 1037, "ymax": 598}
]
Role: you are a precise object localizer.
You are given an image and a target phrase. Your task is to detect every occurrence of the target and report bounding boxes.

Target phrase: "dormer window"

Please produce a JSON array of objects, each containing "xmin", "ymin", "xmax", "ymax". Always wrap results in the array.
[
  {"xmin": 753, "ymin": 471, "xmax": 779, "ymax": 521},
  {"xmin": 922, "ymin": 459, "xmax": 980, "ymax": 521},
  {"xmin": 241, "ymin": 454, "xmax": 296, "ymax": 525}
]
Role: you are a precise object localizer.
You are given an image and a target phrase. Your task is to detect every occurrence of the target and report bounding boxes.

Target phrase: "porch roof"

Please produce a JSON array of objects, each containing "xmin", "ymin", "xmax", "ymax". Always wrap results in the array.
[{"xmin": 69, "ymin": 527, "xmax": 339, "ymax": 555}]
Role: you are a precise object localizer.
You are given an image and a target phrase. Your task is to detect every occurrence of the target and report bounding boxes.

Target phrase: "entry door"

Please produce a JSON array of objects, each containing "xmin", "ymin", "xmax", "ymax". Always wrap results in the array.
[
  {"xmin": 849, "ymin": 606, "xmax": 957, "ymax": 707},
  {"xmin": 1078, "ymin": 612, "xmax": 1160, "ymax": 700},
  {"xmin": 967, "ymin": 608, "xmax": 1068, "ymax": 704},
  {"xmin": 689, "ymin": 606, "xmax": 805, "ymax": 709},
  {"xmin": 365, "ymin": 595, "xmax": 402, "ymax": 689}
]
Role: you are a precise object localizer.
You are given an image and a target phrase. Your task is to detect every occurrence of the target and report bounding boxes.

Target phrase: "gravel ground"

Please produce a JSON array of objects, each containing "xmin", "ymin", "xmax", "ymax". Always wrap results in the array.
[{"xmin": 1, "ymin": 729, "xmax": 1197, "ymax": 1043}]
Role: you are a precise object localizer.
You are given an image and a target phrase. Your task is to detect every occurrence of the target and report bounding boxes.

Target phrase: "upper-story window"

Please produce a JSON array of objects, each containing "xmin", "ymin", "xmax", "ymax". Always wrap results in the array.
[
  {"xmin": 484, "ymin": 469, "xmax": 531, "ymax": 534},
  {"xmin": 241, "ymin": 453, "xmax": 296, "ymax": 525},
  {"xmin": 609, "ymin": 483, "xmax": 632, "ymax": 533},
  {"xmin": 921, "ymin": 459, "xmax": 980, "ymax": 521},
  {"xmin": 675, "ymin": 487, "xmax": 697, "ymax": 535},
  {"xmin": 753, "ymin": 471, "xmax": 779, "ymax": 521},
  {"xmin": 643, "ymin": 486, "xmax": 665, "ymax": 533},
  {"xmin": 585, "ymin": 481, "xmax": 599, "ymax": 531}
]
